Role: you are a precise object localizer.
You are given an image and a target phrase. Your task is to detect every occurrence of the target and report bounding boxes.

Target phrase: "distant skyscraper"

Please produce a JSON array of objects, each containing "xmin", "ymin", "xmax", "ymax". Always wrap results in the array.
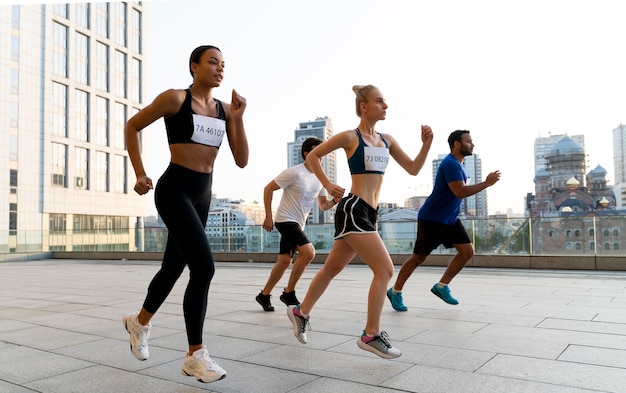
[
  {"xmin": 432, "ymin": 154, "xmax": 487, "ymax": 217},
  {"xmin": 534, "ymin": 133, "xmax": 585, "ymax": 173},
  {"xmin": 611, "ymin": 124, "xmax": 626, "ymax": 209},
  {"xmin": 0, "ymin": 3, "xmax": 146, "ymax": 252},
  {"xmin": 612, "ymin": 124, "xmax": 626, "ymax": 184},
  {"xmin": 287, "ymin": 117, "xmax": 336, "ymax": 224}
]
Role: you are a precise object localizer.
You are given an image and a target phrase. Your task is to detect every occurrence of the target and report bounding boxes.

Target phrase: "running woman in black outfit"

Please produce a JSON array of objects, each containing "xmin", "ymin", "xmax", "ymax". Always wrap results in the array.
[
  {"xmin": 123, "ymin": 45, "xmax": 248, "ymax": 383},
  {"xmin": 287, "ymin": 84, "xmax": 433, "ymax": 359}
]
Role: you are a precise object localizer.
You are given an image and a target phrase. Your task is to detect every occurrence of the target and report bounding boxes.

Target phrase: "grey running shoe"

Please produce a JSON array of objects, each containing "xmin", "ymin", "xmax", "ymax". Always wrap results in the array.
[
  {"xmin": 122, "ymin": 312, "xmax": 151, "ymax": 361},
  {"xmin": 181, "ymin": 346, "xmax": 227, "ymax": 383},
  {"xmin": 287, "ymin": 305, "xmax": 310, "ymax": 344},
  {"xmin": 356, "ymin": 330, "xmax": 402, "ymax": 359},
  {"xmin": 256, "ymin": 292, "xmax": 275, "ymax": 311},
  {"xmin": 280, "ymin": 290, "xmax": 300, "ymax": 306}
]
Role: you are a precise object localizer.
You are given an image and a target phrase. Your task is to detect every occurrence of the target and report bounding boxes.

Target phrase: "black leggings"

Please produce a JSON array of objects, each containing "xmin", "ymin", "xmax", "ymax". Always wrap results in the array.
[{"xmin": 143, "ymin": 163, "xmax": 214, "ymax": 346}]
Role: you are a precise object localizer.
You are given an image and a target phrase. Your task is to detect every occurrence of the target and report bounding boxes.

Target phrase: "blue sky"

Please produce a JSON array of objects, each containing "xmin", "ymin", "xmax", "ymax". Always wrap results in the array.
[{"xmin": 138, "ymin": 0, "xmax": 626, "ymax": 215}]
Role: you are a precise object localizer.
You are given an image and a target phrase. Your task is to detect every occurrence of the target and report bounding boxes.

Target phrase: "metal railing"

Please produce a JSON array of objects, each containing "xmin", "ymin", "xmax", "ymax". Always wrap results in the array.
[{"xmin": 3, "ymin": 215, "xmax": 626, "ymax": 257}]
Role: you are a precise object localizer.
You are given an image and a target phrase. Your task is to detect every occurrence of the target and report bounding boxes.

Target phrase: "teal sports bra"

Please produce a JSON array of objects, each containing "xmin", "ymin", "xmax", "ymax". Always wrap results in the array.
[{"xmin": 347, "ymin": 128, "xmax": 390, "ymax": 175}]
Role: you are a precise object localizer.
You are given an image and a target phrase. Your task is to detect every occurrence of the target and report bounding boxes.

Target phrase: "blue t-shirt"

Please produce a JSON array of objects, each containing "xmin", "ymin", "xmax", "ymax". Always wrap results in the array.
[{"xmin": 418, "ymin": 154, "xmax": 469, "ymax": 225}]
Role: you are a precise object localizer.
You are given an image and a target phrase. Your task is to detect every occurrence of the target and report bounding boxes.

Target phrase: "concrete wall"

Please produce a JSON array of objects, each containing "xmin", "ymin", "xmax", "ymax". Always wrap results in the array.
[{"xmin": 46, "ymin": 251, "xmax": 626, "ymax": 271}]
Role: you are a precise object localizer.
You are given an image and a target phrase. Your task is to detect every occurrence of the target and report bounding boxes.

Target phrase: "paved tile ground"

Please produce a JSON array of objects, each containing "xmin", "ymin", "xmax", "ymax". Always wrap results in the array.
[{"xmin": 0, "ymin": 258, "xmax": 625, "ymax": 393}]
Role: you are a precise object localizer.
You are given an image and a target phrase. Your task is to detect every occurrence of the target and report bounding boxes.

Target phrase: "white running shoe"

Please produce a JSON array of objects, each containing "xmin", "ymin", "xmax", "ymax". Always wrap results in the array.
[
  {"xmin": 122, "ymin": 312, "xmax": 151, "ymax": 361},
  {"xmin": 181, "ymin": 346, "xmax": 227, "ymax": 383}
]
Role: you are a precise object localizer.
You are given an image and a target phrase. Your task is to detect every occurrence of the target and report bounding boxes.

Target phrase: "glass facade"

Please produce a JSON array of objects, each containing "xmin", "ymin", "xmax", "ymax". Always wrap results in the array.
[{"xmin": 0, "ymin": 3, "xmax": 146, "ymax": 253}]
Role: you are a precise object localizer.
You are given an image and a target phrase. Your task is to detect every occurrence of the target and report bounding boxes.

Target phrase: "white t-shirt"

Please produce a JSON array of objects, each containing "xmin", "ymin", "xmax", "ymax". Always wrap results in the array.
[{"xmin": 274, "ymin": 164, "xmax": 327, "ymax": 228}]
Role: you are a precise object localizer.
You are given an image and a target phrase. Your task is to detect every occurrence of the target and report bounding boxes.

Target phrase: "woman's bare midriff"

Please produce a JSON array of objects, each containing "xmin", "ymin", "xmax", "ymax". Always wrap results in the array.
[
  {"xmin": 169, "ymin": 144, "xmax": 219, "ymax": 173},
  {"xmin": 349, "ymin": 174, "xmax": 384, "ymax": 208}
]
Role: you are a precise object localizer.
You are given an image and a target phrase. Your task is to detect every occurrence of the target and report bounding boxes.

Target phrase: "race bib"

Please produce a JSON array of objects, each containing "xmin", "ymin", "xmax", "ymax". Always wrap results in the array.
[
  {"xmin": 364, "ymin": 146, "xmax": 389, "ymax": 172},
  {"xmin": 191, "ymin": 114, "xmax": 226, "ymax": 147}
]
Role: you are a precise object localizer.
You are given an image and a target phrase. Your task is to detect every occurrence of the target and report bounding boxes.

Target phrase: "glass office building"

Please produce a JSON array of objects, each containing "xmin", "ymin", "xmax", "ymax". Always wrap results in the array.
[{"xmin": 0, "ymin": 3, "xmax": 147, "ymax": 253}]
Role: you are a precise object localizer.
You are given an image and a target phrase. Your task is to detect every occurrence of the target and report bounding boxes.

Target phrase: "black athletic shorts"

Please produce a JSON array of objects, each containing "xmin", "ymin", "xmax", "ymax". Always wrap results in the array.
[
  {"xmin": 412, "ymin": 219, "xmax": 471, "ymax": 255},
  {"xmin": 275, "ymin": 222, "xmax": 310, "ymax": 257},
  {"xmin": 334, "ymin": 194, "xmax": 378, "ymax": 239}
]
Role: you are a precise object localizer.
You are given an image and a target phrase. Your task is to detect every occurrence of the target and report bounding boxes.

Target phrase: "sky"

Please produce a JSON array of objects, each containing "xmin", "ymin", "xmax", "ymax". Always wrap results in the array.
[{"xmin": 136, "ymin": 0, "xmax": 626, "ymax": 216}]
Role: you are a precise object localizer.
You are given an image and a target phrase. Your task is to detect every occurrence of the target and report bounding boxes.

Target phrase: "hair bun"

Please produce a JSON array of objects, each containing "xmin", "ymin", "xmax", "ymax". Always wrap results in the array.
[{"xmin": 352, "ymin": 85, "xmax": 363, "ymax": 94}]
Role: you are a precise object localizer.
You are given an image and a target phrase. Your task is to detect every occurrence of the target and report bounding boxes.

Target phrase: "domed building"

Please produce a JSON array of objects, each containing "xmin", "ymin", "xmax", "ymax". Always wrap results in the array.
[
  {"xmin": 528, "ymin": 135, "xmax": 623, "ymax": 255},
  {"xmin": 529, "ymin": 136, "xmax": 616, "ymax": 217}
]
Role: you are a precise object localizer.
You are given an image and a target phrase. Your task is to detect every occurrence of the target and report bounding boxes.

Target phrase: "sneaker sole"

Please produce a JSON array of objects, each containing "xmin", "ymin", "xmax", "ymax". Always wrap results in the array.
[
  {"xmin": 430, "ymin": 288, "xmax": 459, "ymax": 305},
  {"xmin": 255, "ymin": 296, "xmax": 275, "ymax": 311},
  {"xmin": 182, "ymin": 368, "xmax": 227, "ymax": 383},
  {"xmin": 356, "ymin": 338, "xmax": 402, "ymax": 359},
  {"xmin": 287, "ymin": 306, "xmax": 307, "ymax": 344},
  {"xmin": 122, "ymin": 316, "xmax": 148, "ymax": 361},
  {"xmin": 386, "ymin": 289, "xmax": 407, "ymax": 312}
]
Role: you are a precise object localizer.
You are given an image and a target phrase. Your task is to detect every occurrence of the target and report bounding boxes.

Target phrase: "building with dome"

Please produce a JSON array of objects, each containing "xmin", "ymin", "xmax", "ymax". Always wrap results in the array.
[
  {"xmin": 527, "ymin": 135, "xmax": 623, "ymax": 255},
  {"xmin": 528, "ymin": 135, "xmax": 616, "ymax": 217}
]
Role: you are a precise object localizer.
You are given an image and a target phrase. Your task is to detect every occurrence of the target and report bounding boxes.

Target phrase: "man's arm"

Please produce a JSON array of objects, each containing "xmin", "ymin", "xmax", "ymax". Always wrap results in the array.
[
  {"xmin": 262, "ymin": 180, "xmax": 281, "ymax": 231},
  {"xmin": 448, "ymin": 170, "xmax": 501, "ymax": 199}
]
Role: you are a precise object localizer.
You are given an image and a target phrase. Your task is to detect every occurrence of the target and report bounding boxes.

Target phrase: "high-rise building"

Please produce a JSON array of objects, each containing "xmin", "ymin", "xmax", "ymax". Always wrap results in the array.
[
  {"xmin": 432, "ymin": 154, "xmax": 487, "ymax": 217},
  {"xmin": 286, "ymin": 116, "xmax": 336, "ymax": 224},
  {"xmin": 534, "ymin": 133, "xmax": 585, "ymax": 172},
  {"xmin": 0, "ymin": 3, "xmax": 146, "ymax": 253},
  {"xmin": 611, "ymin": 124, "xmax": 626, "ymax": 209}
]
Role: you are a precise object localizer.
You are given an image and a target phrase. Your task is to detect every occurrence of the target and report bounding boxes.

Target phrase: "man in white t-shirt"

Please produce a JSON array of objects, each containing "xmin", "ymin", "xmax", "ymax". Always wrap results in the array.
[{"xmin": 256, "ymin": 138, "xmax": 340, "ymax": 311}]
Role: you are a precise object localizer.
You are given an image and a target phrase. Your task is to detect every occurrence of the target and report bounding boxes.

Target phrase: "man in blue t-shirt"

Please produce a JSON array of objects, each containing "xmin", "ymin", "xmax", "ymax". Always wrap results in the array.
[{"xmin": 387, "ymin": 130, "xmax": 501, "ymax": 310}]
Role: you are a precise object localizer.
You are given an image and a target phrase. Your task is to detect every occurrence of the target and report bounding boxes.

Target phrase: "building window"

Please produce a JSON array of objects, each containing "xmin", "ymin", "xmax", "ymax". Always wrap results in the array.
[
  {"xmin": 604, "ymin": 242, "xmax": 610, "ymax": 250},
  {"xmin": 130, "ymin": 57, "xmax": 141, "ymax": 102},
  {"xmin": 575, "ymin": 229, "xmax": 581, "ymax": 237},
  {"xmin": 11, "ymin": 35, "xmax": 19, "ymax": 62},
  {"xmin": 75, "ymin": 3, "xmax": 90, "ymax": 29},
  {"xmin": 10, "ymin": 136, "xmax": 18, "ymax": 161},
  {"xmin": 12, "ymin": 5, "xmax": 19, "ymax": 29},
  {"xmin": 112, "ymin": 102, "xmax": 126, "ymax": 149},
  {"xmin": 113, "ymin": 2, "xmax": 127, "ymax": 47},
  {"xmin": 614, "ymin": 243, "xmax": 619, "ymax": 250},
  {"xmin": 113, "ymin": 155, "xmax": 127, "ymax": 193},
  {"xmin": 52, "ymin": 22, "xmax": 68, "ymax": 78},
  {"xmin": 130, "ymin": 8, "xmax": 142, "ymax": 54},
  {"xmin": 10, "ymin": 68, "xmax": 18, "ymax": 94},
  {"xmin": 113, "ymin": 50, "xmax": 126, "ymax": 98},
  {"xmin": 75, "ymin": 147, "xmax": 89, "ymax": 190},
  {"xmin": 10, "ymin": 102, "xmax": 18, "ymax": 128},
  {"xmin": 52, "ymin": 143, "xmax": 67, "ymax": 187},
  {"xmin": 53, "ymin": 3, "xmax": 68, "ymax": 18},
  {"xmin": 548, "ymin": 229, "xmax": 556, "ymax": 237},
  {"xmin": 94, "ymin": 151, "xmax": 109, "ymax": 192},
  {"xmin": 95, "ymin": 41, "xmax": 109, "ymax": 92},
  {"xmin": 9, "ymin": 169, "xmax": 17, "ymax": 187},
  {"xmin": 566, "ymin": 230, "xmax": 572, "ymax": 237},
  {"xmin": 589, "ymin": 241, "xmax": 595, "ymax": 251},
  {"xmin": 94, "ymin": 96, "xmax": 109, "ymax": 146},
  {"xmin": 588, "ymin": 229, "xmax": 594, "ymax": 237},
  {"xmin": 52, "ymin": 82, "xmax": 68, "ymax": 137},
  {"xmin": 95, "ymin": 2, "xmax": 109, "ymax": 38},
  {"xmin": 603, "ymin": 229, "xmax": 610, "ymax": 237},
  {"xmin": 614, "ymin": 229, "xmax": 619, "ymax": 236},
  {"xmin": 575, "ymin": 243, "xmax": 581, "ymax": 251},
  {"xmin": 75, "ymin": 32, "xmax": 90, "ymax": 84},
  {"xmin": 566, "ymin": 242, "xmax": 573, "ymax": 251},
  {"xmin": 75, "ymin": 90, "xmax": 89, "ymax": 142},
  {"xmin": 49, "ymin": 213, "xmax": 67, "ymax": 233},
  {"xmin": 9, "ymin": 203, "xmax": 17, "ymax": 234}
]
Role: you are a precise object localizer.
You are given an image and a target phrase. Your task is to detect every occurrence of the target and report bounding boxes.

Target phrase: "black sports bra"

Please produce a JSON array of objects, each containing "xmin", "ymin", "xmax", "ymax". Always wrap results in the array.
[{"xmin": 165, "ymin": 89, "xmax": 227, "ymax": 147}]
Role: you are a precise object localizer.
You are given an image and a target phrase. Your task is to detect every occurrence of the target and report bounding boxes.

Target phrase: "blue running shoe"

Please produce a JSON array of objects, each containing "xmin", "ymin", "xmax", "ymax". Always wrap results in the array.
[
  {"xmin": 386, "ymin": 288, "xmax": 407, "ymax": 311},
  {"xmin": 430, "ymin": 283, "xmax": 458, "ymax": 305}
]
